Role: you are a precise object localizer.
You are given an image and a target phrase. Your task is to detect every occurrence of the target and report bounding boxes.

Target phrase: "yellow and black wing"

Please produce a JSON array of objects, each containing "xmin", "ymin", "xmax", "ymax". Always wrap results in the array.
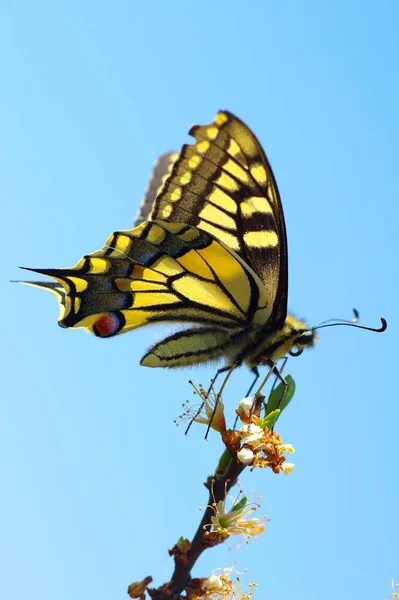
[
  {"xmin": 134, "ymin": 152, "xmax": 178, "ymax": 227},
  {"xmin": 22, "ymin": 220, "xmax": 270, "ymax": 366},
  {"xmin": 149, "ymin": 111, "xmax": 288, "ymax": 327},
  {"xmin": 15, "ymin": 280, "xmax": 67, "ymax": 311}
]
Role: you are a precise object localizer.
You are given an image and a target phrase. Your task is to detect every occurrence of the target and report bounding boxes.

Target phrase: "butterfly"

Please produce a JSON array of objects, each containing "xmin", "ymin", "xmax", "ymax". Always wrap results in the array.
[{"xmin": 20, "ymin": 111, "xmax": 386, "ymax": 377}]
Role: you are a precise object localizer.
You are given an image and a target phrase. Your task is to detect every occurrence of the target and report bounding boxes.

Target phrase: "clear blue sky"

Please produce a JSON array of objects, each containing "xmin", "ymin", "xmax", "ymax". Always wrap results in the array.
[{"xmin": 2, "ymin": 1, "xmax": 398, "ymax": 599}]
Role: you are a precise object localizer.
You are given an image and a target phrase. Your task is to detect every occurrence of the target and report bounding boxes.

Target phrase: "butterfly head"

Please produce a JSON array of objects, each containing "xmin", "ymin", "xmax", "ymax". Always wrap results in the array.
[
  {"xmin": 254, "ymin": 314, "xmax": 318, "ymax": 365},
  {"xmin": 289, "ymin": 328, "xmax": 318, "ymax": 357}
]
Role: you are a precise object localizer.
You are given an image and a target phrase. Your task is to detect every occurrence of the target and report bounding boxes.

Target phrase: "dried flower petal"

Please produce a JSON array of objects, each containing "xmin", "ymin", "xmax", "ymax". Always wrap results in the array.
[
  {"xmin": 282, "ymin": 462, "xmax": 295, "ymax": 475},
  {"xmin": 238, "ymin": 424, "xmax": 263, "ymax": 447},
  {"xmin": 237, "ymin": 447, "xmax": 254, "ymax": 465},
  {"xmin": 127, "ymin": 576, "xmax": 152, "ymax": 599},
  {"xmin": 236, "ymin": 397, "xmax": 254, "ymax": 419},
  {"xmin": 202, "ymin": 574, "xmax": 225, "ymax": 592}
]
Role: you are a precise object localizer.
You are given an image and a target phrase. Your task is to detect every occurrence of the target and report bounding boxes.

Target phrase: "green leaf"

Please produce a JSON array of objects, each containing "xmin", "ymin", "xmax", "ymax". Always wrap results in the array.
[
  {"xmin": 266, "ymin": 375, "xmax": 296, "ymax": 415},
  {"xmin": 215, "ymin": 449, "xmax": 233, "ymax": 477},
  {"xmin": 231, "ymin": 496, "xmax": 248, "ymax": 512},
  {"xmin": 259, "ymin": 409, "xmax": 280, "ymax": 430}
]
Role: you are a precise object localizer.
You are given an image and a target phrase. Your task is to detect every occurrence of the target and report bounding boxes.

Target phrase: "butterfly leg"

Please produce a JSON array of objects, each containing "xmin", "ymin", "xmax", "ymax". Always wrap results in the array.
[
  {"xmin": 269, "ymin": 357, "xmax": 288, "ymax": 394},
  {"xmin": 232, "ymin": 366, "xmax": 260, "ymax": 428},
  {"xmin": 262, "ymin": 359, "xmax": 289, "ymax": 413},
  {"xmin": 234, "ymin": 363, "xmax": 281, "ymax": 430},
  {"xmin": 204, "ymin": 363, "xmax": 237, "ymax": 439},
  {"xmin": 253, "ymin": 361, "xmax": 279, "ymax": 397},
  {"xmin": 245, "ymin": 366, "xmax": 260, "ymax": 397},
  {"xmin": 207, "ymin": 364, "xmax": 236, "ymax": 394}
]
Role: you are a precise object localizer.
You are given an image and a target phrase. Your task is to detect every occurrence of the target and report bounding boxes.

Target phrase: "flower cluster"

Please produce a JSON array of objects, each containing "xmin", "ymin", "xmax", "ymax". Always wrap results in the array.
[
  {"xmin": 176, "ymin": 385, "xmax": 295, "ymax": 474},
  {"xmin": 222, "ymin": 397, "xmax": 295, "ymax": 474}
]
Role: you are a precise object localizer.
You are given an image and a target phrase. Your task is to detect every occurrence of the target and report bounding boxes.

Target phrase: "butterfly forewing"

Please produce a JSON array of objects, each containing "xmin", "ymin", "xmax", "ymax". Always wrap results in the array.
[{"xmin": 149, "ymin": 111, "xmax": 288, "ymax": 326}]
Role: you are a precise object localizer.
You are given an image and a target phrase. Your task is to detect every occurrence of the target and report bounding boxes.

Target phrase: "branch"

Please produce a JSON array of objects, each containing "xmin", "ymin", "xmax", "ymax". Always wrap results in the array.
[
  {"xmin": 148, "ymin": 396, "xmax": 264, "ymax": 599},
  {"xmin": 129, "ymin": 383, "xmax": 296, "ymax": 600}
]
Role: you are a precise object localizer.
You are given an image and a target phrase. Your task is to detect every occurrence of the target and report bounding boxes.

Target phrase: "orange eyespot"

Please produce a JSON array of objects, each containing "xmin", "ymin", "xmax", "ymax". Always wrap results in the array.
[{"xmin": 93, "ymin": 312, "xmax": 125, "ymax": 337}]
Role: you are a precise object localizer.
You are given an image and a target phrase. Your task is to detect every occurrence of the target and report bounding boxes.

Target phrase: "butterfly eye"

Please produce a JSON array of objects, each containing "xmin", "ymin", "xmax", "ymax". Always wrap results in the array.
[
  {"xmin": 297, "ymin": 331, "xmax": 315, "ymax": 346},
  {"xmin": 93, "ymin": 312, "xmax": 125, "ymax": 337}
]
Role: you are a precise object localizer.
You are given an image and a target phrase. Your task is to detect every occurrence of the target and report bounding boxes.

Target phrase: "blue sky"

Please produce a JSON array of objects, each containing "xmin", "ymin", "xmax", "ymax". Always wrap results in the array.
[{"xmin": 1, "ymin": 1, "xmax": 398, "ymax": 599}]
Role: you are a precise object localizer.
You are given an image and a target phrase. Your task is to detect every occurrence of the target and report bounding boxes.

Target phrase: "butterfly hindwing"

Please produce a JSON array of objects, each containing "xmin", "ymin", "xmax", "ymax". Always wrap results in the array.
[
  {"xmin": 15, "ymin": 280, "xmax": 67, "ymax": 311},
  {"xmin": 141, "ymin": 326, "xmax": 244, "ymax": 368},
  {"xmin": 24, "ymin": 221, "xmax": 267, "ymax": 342}
]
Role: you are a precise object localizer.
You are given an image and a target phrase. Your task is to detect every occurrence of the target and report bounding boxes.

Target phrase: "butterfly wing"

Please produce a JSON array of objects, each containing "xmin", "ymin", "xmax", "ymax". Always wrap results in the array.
[
  {"xmin": 15, "ymin": 280, "xmax": 67, "ymax": 312},
  {"xmin": 140, "ymin": 326, "xmax": 245, "ymax": 368},
  {"xmin": 22, "ymin": 221, "xmax": 269, "ymax": 342},
  {"xmin": 149, "ymin": 111, "xmax": 288, "ymax": 327},
  {"xmin": 134, "ymin": 152, "xmax": 178, "ymax": 227}
]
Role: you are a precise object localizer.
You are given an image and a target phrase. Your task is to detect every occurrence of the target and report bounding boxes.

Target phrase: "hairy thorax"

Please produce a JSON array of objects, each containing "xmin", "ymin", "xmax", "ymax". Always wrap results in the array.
[{"xmin": 240, "ymin": 314, "xmax": 318, "ymax": 368}]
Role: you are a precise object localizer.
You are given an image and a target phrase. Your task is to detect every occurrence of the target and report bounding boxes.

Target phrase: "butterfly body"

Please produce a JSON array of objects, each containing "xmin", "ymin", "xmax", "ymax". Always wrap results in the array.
[{"xmin": 21, "ymin": 111, "xmax": 318, "ymax": 369}]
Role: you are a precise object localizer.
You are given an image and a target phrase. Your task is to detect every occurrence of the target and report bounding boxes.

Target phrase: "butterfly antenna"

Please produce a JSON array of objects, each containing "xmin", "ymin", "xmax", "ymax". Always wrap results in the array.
[
  {"xmin": 316, "ymin": 308, "xmax": 360, "ymax": 328},
  {"xmin": 314, "ymin": 317, "xmax": 387, "ymax": 333}
]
